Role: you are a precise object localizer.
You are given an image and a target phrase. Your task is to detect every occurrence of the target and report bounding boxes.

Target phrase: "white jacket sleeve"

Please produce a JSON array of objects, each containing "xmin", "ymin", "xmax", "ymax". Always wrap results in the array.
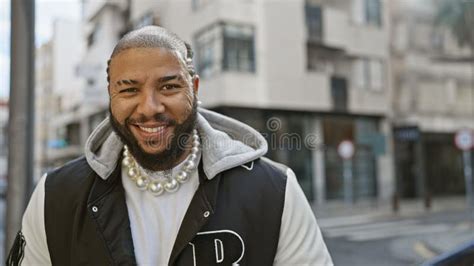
[
  {"xmin": 20, "ymin": 174, "xmax": 52, "ymax": 265},
  {"xmin": 273, "ymin": 169, "xmax": 333, "ymax": 266}
]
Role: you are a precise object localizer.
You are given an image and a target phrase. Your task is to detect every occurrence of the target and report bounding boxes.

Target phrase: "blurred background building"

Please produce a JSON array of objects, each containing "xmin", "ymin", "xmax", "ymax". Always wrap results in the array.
[
  {"xmin": 35, "ymin": 19, "xmax": 89, "ymax": 174},
  {"xmin": 29, "ymin": 0, "xmax": 473, "ymax": 207},
  {"xmin": 390, "ymin": 1, "xmax": 474, "ymax": 200}
]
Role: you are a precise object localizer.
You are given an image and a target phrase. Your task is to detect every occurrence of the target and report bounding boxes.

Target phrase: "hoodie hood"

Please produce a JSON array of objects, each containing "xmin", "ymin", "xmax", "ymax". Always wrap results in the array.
[{"xmin": 84, "ymin": 108, "xmax": 268, "ymax": 180}]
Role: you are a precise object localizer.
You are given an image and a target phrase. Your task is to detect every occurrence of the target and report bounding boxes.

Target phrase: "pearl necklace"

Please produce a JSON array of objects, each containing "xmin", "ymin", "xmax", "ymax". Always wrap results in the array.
[{"xmin": 122, "ymin": 129, "xmax": 201, "ymax": 196}]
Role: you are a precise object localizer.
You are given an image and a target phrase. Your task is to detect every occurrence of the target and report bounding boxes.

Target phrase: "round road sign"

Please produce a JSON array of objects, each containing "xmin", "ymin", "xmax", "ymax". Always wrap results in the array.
[
  {"xmin": 455, "ymin": 129, "xmax": 474, "ymax": 151},
  {"xmin": 338, "ymin": 140, "xmax": 355, "ymax": 159}
]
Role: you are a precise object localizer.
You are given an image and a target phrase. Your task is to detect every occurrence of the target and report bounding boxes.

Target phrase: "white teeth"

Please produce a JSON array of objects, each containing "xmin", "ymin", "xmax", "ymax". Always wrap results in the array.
[{"xmin": 138, "ymin": 126, "xmax": 165, "ymax": 133}]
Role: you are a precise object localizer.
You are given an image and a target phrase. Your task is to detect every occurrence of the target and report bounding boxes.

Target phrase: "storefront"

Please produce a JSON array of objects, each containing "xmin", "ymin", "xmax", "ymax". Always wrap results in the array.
[
  {"xmin": 394, "ymin": 127, "xmax": 466, "ymax": 198},
  {"xmin": 323, "ymin": 116, "xmax": 380, "ymax": 201},
  {"xmin": 215, "ymin": 107, "xmax": 385, "ymax": 203}
]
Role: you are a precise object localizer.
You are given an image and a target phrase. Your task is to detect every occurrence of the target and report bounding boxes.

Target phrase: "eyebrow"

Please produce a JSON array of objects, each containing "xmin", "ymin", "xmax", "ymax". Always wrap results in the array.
[
  {"xmin": 115, "ymin": 75, "xmax": 184, "ymax": 87},
  {"xmin": 116, "ymin": 79, "xmax": 139, "ymax": 86},
  {"xmin": 157, "ymin": 75, "xmax": 183, "ymax": 83}
]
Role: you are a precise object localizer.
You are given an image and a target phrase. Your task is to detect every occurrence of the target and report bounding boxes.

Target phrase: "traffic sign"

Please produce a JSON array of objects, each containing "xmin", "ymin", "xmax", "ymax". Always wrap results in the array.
[
  {"xmin": 338, "ymin": 140, "xmax": 355, "ymax": 159},
  {"xmin": 455, "ymin": 129, "xmax": 474, "ymax": 151}
]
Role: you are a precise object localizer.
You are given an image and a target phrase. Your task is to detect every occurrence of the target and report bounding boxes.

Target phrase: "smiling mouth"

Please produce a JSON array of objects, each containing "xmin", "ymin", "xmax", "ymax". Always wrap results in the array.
[
  {"xmin": 137, "ymin": 125, "xmax": 166, "ymax": 133},
  {"xmin": 130, "ymin": 122, "xmax": 171, "ymax": 138}
]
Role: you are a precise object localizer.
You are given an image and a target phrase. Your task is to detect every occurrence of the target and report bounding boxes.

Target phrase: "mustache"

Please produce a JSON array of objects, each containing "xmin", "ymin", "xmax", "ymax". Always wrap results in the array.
[{"xmin": 126, "ymin": 113, "xmax": 178, "ymax": 126}]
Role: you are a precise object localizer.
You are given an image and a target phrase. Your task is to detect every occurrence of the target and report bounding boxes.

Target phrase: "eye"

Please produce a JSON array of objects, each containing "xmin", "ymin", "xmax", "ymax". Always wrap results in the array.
[
  {"xmin": 119, "ymin": 88, "xmax": 138, "ymax": 93},
  {"xmin": 162, "ymin": 84, "xmax": 181, "ymax": 91}
]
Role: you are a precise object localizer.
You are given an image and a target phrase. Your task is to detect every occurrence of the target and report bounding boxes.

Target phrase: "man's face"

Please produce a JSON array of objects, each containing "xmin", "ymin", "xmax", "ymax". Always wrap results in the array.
[{"xmin": 108, "ymin": 47, "xmax": 199, "ymax": 170}]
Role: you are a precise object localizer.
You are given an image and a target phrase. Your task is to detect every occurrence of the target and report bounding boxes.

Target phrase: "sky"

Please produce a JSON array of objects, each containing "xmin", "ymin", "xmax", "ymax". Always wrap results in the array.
[{"xmin": 0, "ymin": 0, "xmax": 81, "ymax": 99}]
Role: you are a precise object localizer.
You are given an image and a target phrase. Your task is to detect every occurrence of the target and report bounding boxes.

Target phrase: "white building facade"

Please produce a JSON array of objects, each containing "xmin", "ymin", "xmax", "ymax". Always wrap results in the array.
[
  {"xmin": 390, "ymin": 1, "xmax": 474, "ymax": 199},
  {"xmin": 127, "ymin": 0, "xmax": 395, "ymax": 204},
  {"xmin": 35, "ymin": 20, "xmax": 87, "ymax": 171},
  {"xmin": 47, "ymin": 0, "xmax": 397, "ymax": 205}
]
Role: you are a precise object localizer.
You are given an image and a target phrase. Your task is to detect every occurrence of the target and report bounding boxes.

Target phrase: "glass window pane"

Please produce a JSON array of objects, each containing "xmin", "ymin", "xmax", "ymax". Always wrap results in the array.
[
  {"xmin": 223, "ymin": 25, "xmax": 255, "ymax": 72},
  {"xmin": 364, "ymin": 0, "xmax": 382, "ymax": 27}
]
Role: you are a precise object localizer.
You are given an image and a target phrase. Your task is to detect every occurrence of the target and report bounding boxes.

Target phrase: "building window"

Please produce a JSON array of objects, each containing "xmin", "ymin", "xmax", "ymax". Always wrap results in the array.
[
  {"xmin": 195, "ymin": 25, "xmax": 220, "ymax": 78},
  {"xmin": 66, "ymin": 122, "xmax": 80, "ymax": 146},
  {"xmin": 364, "ymin": 0, "xmax": 382, "ymax": 27},
  {"xmin": 352, "ymin": 0, "xmax": 382, "ymax": 27},
  {"xmin": 331, "ymin": 76, "xmax": 348, "ymax": 112},
  {"xmin": 354, "ymin": 58, "xmax": 384, "ymax": 91},
  {"xmin": 223, "ymin": 24, "xmax": 255, "ymax": 72},
  {"xmin": 195, "ymin": 23, "xmax": 255, "ymax": 79},
  {"xmin": 87, "ymin": 23, "xmax": 101, "ymax": 48},
  {"xmin": 305, "ymin": 3, "xmax": 323, "ymax": 41}
]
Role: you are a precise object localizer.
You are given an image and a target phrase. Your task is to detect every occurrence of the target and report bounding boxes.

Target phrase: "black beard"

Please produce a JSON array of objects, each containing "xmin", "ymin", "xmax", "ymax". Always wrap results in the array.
[{"xmin": 109, "ymin": 97, "xmax": 198, "ymax": 171}]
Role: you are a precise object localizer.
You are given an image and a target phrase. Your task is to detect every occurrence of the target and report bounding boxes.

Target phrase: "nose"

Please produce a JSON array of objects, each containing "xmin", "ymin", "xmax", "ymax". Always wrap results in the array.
[{"xmin": 136, "ymin": 89, "xmax": 165, "ymax": 117}]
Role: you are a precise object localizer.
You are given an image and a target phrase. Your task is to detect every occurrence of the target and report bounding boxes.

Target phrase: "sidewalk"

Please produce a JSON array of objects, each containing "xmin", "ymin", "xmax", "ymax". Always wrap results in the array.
[
  {"xmin": 314, "ymin": 196, "xmax": 474, "ymax": 264},
  {"xmin": 313, "ymin": 196, "xmax": 468, "ymax": 220}
]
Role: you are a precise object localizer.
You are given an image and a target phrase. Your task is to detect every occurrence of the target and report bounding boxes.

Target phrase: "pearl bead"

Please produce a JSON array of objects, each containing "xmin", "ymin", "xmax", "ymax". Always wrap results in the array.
[
  {"xmin": 193, "ymin": 134, "xmax": 199, "ymax": 141},
  {"xmin": 148, "ymin": 181, "xmax": 164, "ymax": 196},
  {"xmin": 164, "ymin": 179, "xmax": 179, "ymax": 192},
  {"xmin": 193, "ymin": 140, "xmax": 201, "ymax": 148},
  {"xmin": 183, "ymin": 161, "xmax": 196, "ymax": 171},
  {"xmin": 176, "ymin": 171, "xmax": 189, "ymax": 183},
  {"xmin": 122, "ymin": 157, "xmax": 133, "ymax": 167},
  {"xmin": 128, "ymin": 167, "xmax": 139, "ymax": 178},
  {"xmin": 188, "ymin": 154, "xmax": 197, "ymax": 161},
  {"xmin": 135, "ymin": 176, "xmax": 149, "ymax": 190},
  {"xmin": 191, "ymin": 147, "xmax": 199, "ymax": 154}
]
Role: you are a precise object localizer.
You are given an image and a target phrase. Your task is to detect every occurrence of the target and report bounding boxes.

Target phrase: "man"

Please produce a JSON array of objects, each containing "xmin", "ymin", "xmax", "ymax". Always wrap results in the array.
[{"xmin": 8, "ymin": 26, "xmax": 332, "ymax": 265}]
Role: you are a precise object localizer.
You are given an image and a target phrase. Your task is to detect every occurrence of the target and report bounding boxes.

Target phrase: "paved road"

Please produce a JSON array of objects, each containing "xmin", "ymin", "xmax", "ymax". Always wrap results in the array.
[{"xmin": 320, "ymin": 209, "xmax": 474, "ymax": 266}]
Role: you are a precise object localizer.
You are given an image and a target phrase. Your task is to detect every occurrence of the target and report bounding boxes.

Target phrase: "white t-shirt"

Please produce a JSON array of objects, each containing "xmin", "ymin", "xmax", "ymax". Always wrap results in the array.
[{"xmin": 122, "ymin": 152, "xmax": 201, "ymax": 265}]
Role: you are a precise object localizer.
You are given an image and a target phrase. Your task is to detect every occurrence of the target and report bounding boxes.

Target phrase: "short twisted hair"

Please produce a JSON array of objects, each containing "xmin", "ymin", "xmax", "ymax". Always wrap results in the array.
[{"xmin": 106, "ymin": 26, "xmax": 196, "ymax": 87}]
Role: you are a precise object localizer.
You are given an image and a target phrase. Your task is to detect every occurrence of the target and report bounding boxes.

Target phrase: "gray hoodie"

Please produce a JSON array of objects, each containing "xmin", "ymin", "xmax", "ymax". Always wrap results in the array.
[{"xmin": 84, "ymin": 108, "xmax": 268, "ymax": 181}]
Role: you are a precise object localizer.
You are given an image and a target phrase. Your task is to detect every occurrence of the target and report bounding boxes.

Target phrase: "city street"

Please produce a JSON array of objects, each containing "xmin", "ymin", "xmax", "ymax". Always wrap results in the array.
[
  {"xmin": 321, "ymin": 208, "xmax": 474, "ymax": 265},
  {"xmin": 0, "ymin": 197, "xmax": 473, "ymax": 264}
]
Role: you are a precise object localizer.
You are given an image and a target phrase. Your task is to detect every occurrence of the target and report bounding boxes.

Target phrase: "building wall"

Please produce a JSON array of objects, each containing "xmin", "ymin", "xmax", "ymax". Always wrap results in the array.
[
  {"xmin": 390, "ymin": 0, "xmax": 474, "ymax": 198},
  {"xmin": 123, "ymin": 0, "xmax": 395, "ymax": 203},
  {"xmin": 34, "ymin": 0, "xmax": 470, "ymax": 203},
  {"xmin": 34, "ymin": 42, "xmax": 53, "ymax": 180},
  {"xmin": 52, "ymin": 20, "xmax": 85, "ymax": 111},
  {"xmin": 391, "ymin": 0, "xmax": 473, "ymax": 127},
  {"xmin": 80, "ymin": 5, "xmax": 124, "ymax": 107},
  {"xmin": 39, "ymin": 0, "xmax": 397, "ymax": 203}
]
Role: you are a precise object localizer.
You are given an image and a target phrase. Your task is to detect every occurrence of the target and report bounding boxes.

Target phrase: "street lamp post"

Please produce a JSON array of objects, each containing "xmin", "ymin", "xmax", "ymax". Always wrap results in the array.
[{"xmin": 5, "ymin": 0, "xmax": 35, "ymax": 255}]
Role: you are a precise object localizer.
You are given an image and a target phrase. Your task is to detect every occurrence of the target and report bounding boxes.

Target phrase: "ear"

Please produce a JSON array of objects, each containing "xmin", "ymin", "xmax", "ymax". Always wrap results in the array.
[{"xmin": 192, "ymin": 75, "xmax": 200, "ymax": 94}]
